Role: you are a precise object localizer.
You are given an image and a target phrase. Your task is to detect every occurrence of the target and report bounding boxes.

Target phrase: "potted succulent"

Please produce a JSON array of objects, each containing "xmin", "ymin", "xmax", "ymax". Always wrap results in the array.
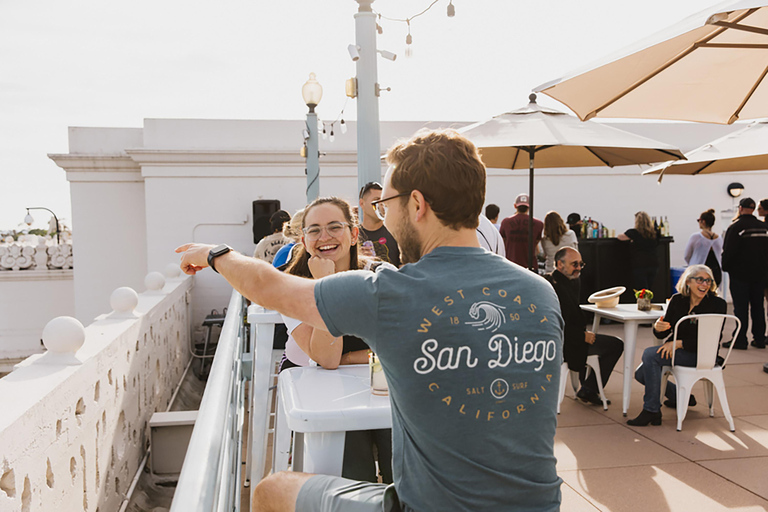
[{"xmin": 635, "ymin": 288, "xmax": 653, "ymax": 311}]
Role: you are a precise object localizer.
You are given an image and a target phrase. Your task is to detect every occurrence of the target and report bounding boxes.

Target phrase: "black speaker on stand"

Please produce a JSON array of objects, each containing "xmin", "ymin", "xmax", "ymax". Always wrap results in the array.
[{"xmin": 252, "ymin": 200, "xmax": 281, "ymax": 243}]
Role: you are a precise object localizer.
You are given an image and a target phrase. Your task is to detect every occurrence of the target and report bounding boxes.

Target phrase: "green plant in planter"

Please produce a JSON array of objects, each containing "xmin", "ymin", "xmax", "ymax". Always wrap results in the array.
[{"xmin": 634, "ymin": 289, "xmax": 653, "ymax": 300}]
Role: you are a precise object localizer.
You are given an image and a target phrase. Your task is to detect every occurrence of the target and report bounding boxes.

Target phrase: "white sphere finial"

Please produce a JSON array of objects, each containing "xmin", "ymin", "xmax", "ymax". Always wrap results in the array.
[
  {"xmin": 144, "ymin": 272, "xmax": 166, "ymax": 292},
  {"xmin": 42, "ymin": 317, "xmax": 86, "ymax": 354},
  {"xmin": 164, "ymin": 263, "xmax": 181, "ymax": 279},
  {"xmin": 110, "ymin": 287, "xmax": 139, "ymax": 314}
]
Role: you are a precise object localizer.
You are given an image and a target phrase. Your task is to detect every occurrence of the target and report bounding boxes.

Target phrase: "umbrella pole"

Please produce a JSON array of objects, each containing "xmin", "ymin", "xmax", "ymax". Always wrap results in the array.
[{"xmin": 528, "ymin": 149, "xmax": 535, "ymax": 272}]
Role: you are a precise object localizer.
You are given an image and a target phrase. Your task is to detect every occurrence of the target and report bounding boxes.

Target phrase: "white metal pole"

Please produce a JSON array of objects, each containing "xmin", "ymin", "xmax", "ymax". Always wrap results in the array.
[{"xmin": 354, "ymin": 0, "xmax": 382, "ymax": 194}]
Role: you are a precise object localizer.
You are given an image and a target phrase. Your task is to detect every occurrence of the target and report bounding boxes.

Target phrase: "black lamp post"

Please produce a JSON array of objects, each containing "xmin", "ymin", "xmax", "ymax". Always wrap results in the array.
[{"xmin": 25, "ymin": 207, "xmax": 61, "ymax": 244}]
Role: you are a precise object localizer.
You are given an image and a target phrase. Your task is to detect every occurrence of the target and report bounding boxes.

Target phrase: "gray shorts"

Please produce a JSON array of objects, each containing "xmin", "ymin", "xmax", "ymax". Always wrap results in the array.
[{"xmin": 295, "ymin": 475, "xmax": 402, "ymax": 512}]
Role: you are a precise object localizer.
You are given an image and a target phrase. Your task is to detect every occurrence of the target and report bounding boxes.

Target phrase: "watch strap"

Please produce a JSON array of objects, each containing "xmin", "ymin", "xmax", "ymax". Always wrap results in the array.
[{"xmin": 207, "ymin": 244, "xmax": 232, "ymax": 274}]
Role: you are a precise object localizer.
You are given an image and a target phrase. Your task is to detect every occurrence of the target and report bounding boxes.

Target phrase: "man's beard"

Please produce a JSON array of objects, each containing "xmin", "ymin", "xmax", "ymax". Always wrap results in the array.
[{"xmin": 396, "ymin": 214, "xmax": 422, "ymax": 264}]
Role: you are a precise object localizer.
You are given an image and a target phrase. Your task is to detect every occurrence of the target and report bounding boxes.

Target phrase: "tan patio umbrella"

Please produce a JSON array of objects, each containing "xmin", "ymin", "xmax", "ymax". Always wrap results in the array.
[
  {"xmin": 535, "ymin": 1, "xmax": 768, "ymax": 125},
  {"xmin": 458, "ymin": 94, "xmax": 684, "ymax": 270},
  {"xmin": 644, "ymin": 120, "xmax": 768, "ymax": 181}
]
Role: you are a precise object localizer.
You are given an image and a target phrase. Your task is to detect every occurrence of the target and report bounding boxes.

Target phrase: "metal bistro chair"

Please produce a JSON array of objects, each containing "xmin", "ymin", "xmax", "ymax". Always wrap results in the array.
[
  {"xmin": 660, "ymin": 314, "xmax": 741, "ymax": 432},
  {"xmin": 557, "ymin": 354, "xmax": 609, "ymax": 413}
]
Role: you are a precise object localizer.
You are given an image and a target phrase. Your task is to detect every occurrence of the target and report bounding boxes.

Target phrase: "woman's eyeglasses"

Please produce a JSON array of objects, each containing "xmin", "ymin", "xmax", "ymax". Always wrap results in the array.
[
  {"xmin": 370, "ymin": 192, "xmax": 410, "ymax": 220},
  {"xmin": 302, "ymin": 221, "xmax": 349, "ymax": 240},
  {"xmin": 690, "ymin": 276, "xmax": 713, "ymax": 285}
]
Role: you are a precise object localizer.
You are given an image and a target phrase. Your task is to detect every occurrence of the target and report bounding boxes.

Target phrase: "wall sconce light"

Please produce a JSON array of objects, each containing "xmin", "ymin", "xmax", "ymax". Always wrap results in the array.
[{"xmin": 727, "ymin": 182, "xmax": 744, "ymax": 198}]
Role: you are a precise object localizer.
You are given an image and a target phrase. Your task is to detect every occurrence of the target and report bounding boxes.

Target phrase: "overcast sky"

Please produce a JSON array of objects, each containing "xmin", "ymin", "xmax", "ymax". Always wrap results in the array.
[{"xmin": 1, "ymin": 0, "xmax": 714, "ymax": 231}]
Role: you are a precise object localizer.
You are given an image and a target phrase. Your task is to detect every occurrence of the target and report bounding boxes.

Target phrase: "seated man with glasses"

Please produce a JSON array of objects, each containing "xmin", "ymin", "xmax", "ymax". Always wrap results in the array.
[
  {"xmin": 546, "ymin": 247, "xmax": 624, "ymax": 406},
  {"xmin": 359, "ymin": 181, "xmax": 401, "ymax": 266}
]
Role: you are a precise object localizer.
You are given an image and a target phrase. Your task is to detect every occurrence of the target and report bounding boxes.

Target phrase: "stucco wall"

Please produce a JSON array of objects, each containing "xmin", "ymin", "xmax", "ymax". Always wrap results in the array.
[
  {"xmin": 0, "ymin": 270, "xmax": 75, "ymax": 370},
  {"xmin": 0, "ymin": 274, "xmax": 191, "ymax": 512}
]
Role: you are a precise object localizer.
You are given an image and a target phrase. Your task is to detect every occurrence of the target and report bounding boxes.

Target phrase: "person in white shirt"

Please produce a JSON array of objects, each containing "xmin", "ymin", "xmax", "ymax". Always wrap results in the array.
[
  {"xmin": 476, "ymin": 213, "xmax": 505, "ymax": 255},
  {"xmin": 540, "ymin": 211, "xmax": 578, "ymax": 274},
  {"xmin": 683, "ymin": 208, "xmax": 723, "ymax": 286}
]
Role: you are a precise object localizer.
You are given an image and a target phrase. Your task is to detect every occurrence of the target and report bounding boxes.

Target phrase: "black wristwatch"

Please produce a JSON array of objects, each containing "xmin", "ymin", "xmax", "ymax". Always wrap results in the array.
[{"xmin": 207, "ymin": 244, "xmax": 232, "ymax": 274}]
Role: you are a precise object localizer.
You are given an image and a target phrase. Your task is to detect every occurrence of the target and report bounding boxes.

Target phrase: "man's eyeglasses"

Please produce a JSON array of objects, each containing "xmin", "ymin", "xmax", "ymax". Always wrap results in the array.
[
  {"xmin": 570, "ymin": 261, "xmax": 586, "ymax": 269},
  {"xmin": 690, "ymin": 276, "xmax": 713, "ymax": 285},
  {"xmin": 302, "ymin": 221, "xmax": 349, "ymax": 240},
  {"xmin": 370, "ymin": 192, "xmax": 410, "ymax": 220}
]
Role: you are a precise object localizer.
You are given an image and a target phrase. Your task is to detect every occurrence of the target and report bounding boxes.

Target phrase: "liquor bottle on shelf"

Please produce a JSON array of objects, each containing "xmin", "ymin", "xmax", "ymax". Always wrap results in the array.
[{"xmin": 663, "ymin": 216, "xmax": 670, "ymax": 237}]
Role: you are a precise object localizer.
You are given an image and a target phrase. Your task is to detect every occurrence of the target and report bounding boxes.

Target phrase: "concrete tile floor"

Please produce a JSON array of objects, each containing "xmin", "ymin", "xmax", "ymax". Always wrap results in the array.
[{"xmin": 557, "ymin": 318, "xmax": 768, "ymax": 511}]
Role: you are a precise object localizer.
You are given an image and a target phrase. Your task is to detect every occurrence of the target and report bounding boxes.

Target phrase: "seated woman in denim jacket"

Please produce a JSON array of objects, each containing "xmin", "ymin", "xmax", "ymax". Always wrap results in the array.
[{"xmin": 627, "ymin": 264, "xmax": 726, "ymax": 426}]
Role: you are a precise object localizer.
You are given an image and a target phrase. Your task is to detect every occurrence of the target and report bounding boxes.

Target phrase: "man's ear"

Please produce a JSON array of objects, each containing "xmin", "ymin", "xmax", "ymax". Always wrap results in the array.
[{"xmin": 410, "ymin": 190, "xmax": 430, "ymax": 222}]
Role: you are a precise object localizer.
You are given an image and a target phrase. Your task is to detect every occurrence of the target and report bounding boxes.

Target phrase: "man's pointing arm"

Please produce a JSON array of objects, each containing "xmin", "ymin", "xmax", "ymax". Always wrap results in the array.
[{"xmin": 175, "ymin": 243, "xmax": 327, "ymax": 331}]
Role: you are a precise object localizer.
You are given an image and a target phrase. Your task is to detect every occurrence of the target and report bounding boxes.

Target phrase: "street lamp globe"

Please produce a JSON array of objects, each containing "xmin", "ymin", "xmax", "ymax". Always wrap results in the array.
[
  {"xmin": 302, "ymin": 73, "xmax": 323, "ymax": 112},
  {"xmin": 24, "ymin": 211, "xmax": 34, "ymax": 225}
]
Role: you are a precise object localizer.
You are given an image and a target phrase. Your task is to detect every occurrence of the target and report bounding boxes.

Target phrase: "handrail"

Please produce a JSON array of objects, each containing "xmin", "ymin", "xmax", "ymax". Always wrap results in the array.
[{"xmin": 170, "ymin": 289, "xmax": 244, "ymax": 512}]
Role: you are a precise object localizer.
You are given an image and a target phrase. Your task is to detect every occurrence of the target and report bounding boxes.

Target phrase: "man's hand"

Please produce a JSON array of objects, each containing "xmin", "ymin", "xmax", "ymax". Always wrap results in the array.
[
  {"xmin": 175, "ymin": 243, "xmax": 216, "ymax": 275},
  {"xmin": 584, "ymin": 331, "xmax": 596, "ymax": 345},
  {"xmin": 359, "ymin": 242, "xmax": 376, "ymax": 258},
  {"xmin": 308, "ymin": 255, "xmax": 335, "ymax": 279}
]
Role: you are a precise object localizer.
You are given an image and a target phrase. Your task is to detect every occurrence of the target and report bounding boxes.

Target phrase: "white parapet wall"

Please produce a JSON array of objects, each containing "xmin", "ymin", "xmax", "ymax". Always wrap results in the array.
[{"xmin": 0, "ymin": 267, "xmax": 192, "ymax": 512}]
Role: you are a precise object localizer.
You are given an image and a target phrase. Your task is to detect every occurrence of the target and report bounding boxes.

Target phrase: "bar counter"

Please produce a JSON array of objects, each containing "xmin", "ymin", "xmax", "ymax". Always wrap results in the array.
[{"xmin": 576, "ymin": 237, "xmax": 673, "ymax": 304}]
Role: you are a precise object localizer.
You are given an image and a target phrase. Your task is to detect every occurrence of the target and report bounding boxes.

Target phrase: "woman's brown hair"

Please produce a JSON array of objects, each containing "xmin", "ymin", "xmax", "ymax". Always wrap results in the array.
[
  {"xmin": 634, "ymin": 211, "xmax": 656, "ymax": 239},
  {"xmin": 699, "ymin": 209, "xmax": 716, "ymax": 229},
  {"xmin": 543, "ymin": 211, "xmax": 567, "ymax": 246}
]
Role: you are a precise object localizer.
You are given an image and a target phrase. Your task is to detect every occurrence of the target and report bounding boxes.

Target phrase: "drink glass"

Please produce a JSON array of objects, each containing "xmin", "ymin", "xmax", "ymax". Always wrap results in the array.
[{"xmin": 369, "ymin": 352, "xmax": 388, "ymax": 396}]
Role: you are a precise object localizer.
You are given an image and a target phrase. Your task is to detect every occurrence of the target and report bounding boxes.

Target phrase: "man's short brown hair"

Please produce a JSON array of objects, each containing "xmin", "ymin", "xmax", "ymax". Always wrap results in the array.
[{"xmin": 385, "ymin": 129, "xmax": 485, "ymax": 230}]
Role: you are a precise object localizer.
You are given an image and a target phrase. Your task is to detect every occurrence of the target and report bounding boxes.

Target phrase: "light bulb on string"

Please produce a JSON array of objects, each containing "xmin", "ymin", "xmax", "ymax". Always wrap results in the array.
[
  {"xmin": 321, "ymin": 124, "xmax": 328, "ymax": 140},
  {"xmin": 329, "ymin": 126, "xmax": 335, "ymax": 142},
  {"xmin": 405, "ymin": 20, "xmax": 413, "ymax": 57},
  {"xmin": 447, "ymin": 1, "xmax": 455, "ymax": 17},
  {"xmin": 340, "ymin": 119, "xmax": 347, "ymax": 134},
  {"xmin": 377, "ymin": 23, "xmax": 383, "ymax": 34}
]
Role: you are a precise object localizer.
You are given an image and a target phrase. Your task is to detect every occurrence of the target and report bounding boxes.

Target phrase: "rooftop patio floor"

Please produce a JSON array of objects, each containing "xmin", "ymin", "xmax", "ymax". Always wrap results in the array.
[{"xmin": 557, "ymin": 318, "xmax": 768, "ymax": 511}]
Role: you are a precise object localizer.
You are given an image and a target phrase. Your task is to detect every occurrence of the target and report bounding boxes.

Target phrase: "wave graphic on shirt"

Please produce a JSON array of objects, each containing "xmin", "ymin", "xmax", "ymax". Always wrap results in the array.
[{"xmin": 465, "ymin": 301, "xmax": 506, "ymax": 333}]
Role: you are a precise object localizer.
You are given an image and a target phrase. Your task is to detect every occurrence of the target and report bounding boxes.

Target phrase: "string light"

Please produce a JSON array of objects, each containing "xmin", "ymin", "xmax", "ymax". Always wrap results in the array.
[
  {"xmin": 314, "ymin": 98, "xmax": 349, "ymax": 145},
  {"xmin": 373, "ymin": 0, "xmax": 454, "ymax": 57}
]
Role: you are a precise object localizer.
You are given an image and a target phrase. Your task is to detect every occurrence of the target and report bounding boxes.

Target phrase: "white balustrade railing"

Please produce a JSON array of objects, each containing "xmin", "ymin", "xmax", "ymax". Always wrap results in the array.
[
  {"xmin": 0, "ymin": 265, "xmax": 191, "ymax": 512},
  {"xmin": 0, "ymin": 239, "xmax": 73, "ymax": 271}
]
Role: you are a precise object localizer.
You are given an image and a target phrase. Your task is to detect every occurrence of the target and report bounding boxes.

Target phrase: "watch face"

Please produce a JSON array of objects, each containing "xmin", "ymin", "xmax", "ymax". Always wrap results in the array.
[
  {"xmin": 212, "ymin": 244, "xmax": 230, "ymax": 256},
  {"xmin": 208, "ymin": 244, "xmax": 231, "ymax": 273}
]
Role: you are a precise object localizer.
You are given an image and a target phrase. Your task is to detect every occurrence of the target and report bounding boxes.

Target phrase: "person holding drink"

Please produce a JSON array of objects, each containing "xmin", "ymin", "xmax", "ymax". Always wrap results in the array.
[
  {"xmin": 627, "ymin": 264, "xmax": 726, "ymax": 426},
  {"xmin": 358, "ymin": 181, "xmax": 401, "ymax": 266}
]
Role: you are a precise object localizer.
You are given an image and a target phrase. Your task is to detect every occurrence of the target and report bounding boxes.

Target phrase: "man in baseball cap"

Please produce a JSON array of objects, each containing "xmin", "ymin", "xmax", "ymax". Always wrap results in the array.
[
  {"xmin": 499, "ymin": 193, "xmax": 543, "ymax": 269},
  {"xmin": 722, "ymin": 197, "xmax": 768, "ymax": 349}
]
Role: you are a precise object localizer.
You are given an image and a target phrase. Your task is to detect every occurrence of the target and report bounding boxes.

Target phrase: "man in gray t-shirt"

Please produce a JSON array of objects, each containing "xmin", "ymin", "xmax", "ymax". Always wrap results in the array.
[
  {"xmin": 176, "ymin": 129, "xmax": 563, "ymax": 512},
  {"xmin": 317, "ymin": 247, "xmax": 563, "ymax": 511}
]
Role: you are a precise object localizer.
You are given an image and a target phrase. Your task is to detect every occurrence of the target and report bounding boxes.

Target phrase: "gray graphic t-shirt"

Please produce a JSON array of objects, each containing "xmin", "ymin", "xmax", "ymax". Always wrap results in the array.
[{"xmin": 315, "ymin": 246, "xmax": 563, "ymax": 512}]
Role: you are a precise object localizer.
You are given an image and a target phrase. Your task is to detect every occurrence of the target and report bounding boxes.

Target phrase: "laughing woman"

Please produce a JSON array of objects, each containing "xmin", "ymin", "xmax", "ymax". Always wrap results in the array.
[
  {"xmin": 627, "ymin": 264, "xmax": 726, "ymax": 426},
  {"xmin": 279, "ymin": 196, "xmax": 393, "ymax": 483}
]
